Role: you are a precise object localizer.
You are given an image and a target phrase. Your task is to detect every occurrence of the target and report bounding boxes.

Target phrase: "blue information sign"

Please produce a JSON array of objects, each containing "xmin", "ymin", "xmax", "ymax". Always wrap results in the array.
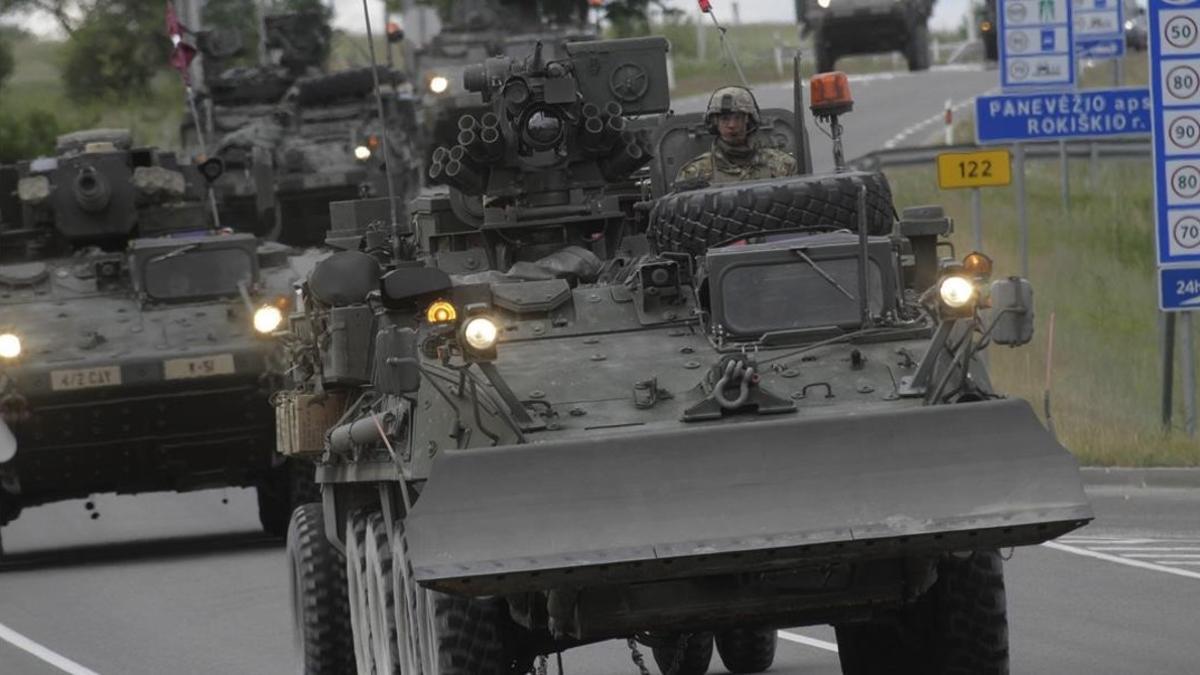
[
  {"xmin": 975, "ymin": 88, "xmax": 1151, "ymax": 144},
  {"xmin": 999, "ymin": 0, "xmax": 1076, "ymax": 90},
  {"xmin": 1150, "ymin": 0, "xmax": 1200, "ymax": 271},
  {"xmin": 1159, "ymin": 266, "xmax": 1200, "ymax": 309},
  {"xmin": 1074, "ymin": 0, "xmax": 1126, "ymax": 58}
]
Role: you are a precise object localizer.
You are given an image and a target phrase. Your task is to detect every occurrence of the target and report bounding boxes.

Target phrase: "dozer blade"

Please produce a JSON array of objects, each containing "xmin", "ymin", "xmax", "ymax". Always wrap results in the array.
[{"xmin": 406, "ymin": 398, "xmax": 1092, "ymax": 596}]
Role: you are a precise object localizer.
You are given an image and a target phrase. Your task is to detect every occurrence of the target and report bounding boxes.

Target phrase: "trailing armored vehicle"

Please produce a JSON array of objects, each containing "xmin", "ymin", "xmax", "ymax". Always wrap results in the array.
[
  {"xmin": 186, "ymin": 10, "xmax": 422, "ymax": 246},
  {"xmin": 407, "ymin": 0, "xmax": 595, "ymax": 170},
  {"xmin": 279, "ymin": 38, "xmax": 1091, "ymax": 675},
  {"xmin": 0, "ymin": 129, "xmax": 321, "ymax": 551},
  {"xmin": 797, "ymin": 0, "xmax": 936, "ymax": 72}
]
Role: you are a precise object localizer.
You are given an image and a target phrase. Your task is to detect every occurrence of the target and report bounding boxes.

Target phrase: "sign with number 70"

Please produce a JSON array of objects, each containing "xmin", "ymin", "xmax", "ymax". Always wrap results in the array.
[{"xmin": 936, "ymin": 149, "xmax": 1013, "ymax": 189}]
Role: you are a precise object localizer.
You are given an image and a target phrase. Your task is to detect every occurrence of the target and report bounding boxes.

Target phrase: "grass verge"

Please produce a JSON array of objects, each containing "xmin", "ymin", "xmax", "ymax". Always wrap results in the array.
[{"xmin": 887, "ymin": 158, "xmax": 1199, "ymax": 466}]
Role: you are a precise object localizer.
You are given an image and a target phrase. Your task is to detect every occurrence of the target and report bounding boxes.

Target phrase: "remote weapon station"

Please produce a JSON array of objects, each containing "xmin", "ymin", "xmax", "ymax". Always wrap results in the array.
[{"xmin": 279, "ymin": 37, "xmax": 1091, "ymax": 675}]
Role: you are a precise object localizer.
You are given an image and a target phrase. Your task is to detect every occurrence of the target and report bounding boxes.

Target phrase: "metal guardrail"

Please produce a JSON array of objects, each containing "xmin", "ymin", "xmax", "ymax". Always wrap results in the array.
[{"xmin": 849, "ymin": 138, "xmax": 1151, "ymax": 172}]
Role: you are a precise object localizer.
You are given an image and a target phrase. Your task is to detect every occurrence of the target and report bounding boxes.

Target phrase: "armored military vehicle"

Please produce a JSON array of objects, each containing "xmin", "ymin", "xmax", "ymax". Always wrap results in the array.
[
  {"xmin": 797, "ymin": 0, "xmax": 936, "ymax": 72},
  {"xmin": 0, "ymin": 129, "xmax": 321, "ymax": 551},
  {"xmin": 186, "ymin": 10, "xmax": 421, "ymax": 246},
  {"xmin": 408, "ymin": 0, "xmax": 595, "ymax": 170},
  {"xmin": 278, "ymin": 38, "xmax": 1091, "ymax": 675}
]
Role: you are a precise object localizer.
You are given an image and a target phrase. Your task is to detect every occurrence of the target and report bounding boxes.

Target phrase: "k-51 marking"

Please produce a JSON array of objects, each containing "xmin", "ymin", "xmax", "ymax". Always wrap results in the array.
[{"xmin": 936, "ymin": 149, "xmax": 1013, "ymax": 189}]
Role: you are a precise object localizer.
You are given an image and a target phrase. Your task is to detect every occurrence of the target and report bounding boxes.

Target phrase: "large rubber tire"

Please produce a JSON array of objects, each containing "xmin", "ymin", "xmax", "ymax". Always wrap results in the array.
[
  {"xmin": 907, "ymin": 23, "xmax": 932, "ymax": 72},
  {"xmin": 257, "ymin": 459, "xmax": 321, "ymax": 537},
  {"xmin": 365, "ymin": 512, "xmax": 401, "ymax": 674},
  {"xmin": 425, "ymin": 590, "xmax": 510, "ymax": 674},
  {"xmin": 287, "ymin": 503, "xmax": 353, "ymax": 675},
  {"xmin": 715, "ymin": 628, "xmax": 777, "ymax": 673},
  {"xmin": 835, "ymin": 550, "xmax": 1009, "ymax": 675},
  {"xmin": 652, "ymin": 633, "xmax": 714, "ymax": 675},
  {"xmin": 649, "ymin": 171, "xmax": 895, "ymax": 257}
]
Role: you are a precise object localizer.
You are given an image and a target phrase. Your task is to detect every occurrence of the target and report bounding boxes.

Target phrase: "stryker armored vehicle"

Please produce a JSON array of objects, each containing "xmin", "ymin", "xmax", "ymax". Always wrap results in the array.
[
  {"xmin": 186, "ymin": 10, "xmax": 422, "ymax": 246},
  {"xmin": 278, "ymin": 38, "xmax": 1092, "ymax": 675},
  {"xmin": 407, "ymin": 0, "xmax": 595, "ymax": 171},
  {"xmin": 797, "ymin": 0, "xmax": 936, "ymax": 72},
  {"xmin": 0, "ymin": 129, "xmax": 322, "ymax": 552}
]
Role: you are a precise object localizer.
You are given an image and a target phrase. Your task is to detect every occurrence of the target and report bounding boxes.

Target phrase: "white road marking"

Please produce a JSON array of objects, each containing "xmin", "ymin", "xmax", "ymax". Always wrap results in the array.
[
  {"xmin": 1161, "ymin": 561, "xmax": 1200, "ymax": 566},
  {"xmin": 1125, "ymin": 553, "xmax": 1200, "ymax": 559},
  {"xmin": 1042, "ymin": 541, "xmax": 1200, "ymax": 580},
  {"xmin": 881, "ymin": 92, "xmax": 994, "ymax": 149},
  {"xmin": 777, "ymin": 630, "xmax": 839, "ymax": 653},
  {"xmin": 0, "ymin": 621, "xmax": 101, "ymax": 675},
  {"xmin": 1092, "ymin": 547, "xmax": 1200, "ymax": 552}
]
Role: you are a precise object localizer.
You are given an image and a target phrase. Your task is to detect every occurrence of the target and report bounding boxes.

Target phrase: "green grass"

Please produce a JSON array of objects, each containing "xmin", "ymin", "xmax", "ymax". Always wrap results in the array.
[{"xmin": 887, "ymin": 157, "xmax": 1199, "ymax": 466}]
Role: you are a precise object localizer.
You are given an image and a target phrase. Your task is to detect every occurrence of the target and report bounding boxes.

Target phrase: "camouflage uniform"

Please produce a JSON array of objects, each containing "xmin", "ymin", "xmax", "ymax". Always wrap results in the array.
[
  {"xmin": 676, "ymin": 141, "xmax": 798, "ymax": 184},
  {"xmin": 676, "ymin": 85, "xmax": 798, "ymax": 185}
]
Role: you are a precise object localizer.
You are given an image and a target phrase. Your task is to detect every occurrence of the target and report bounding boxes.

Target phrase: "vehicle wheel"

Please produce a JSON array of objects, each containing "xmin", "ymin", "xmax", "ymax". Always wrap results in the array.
[
  {"xmin": 835, "ymin": 550, "xmax": 1009, "ymax": 675},
  {"xmin": 365, "ymin": 512, "xmax": 401, "ymax": 674},
  {"xmin": 715, "ymin": 628, "xmax": 776, "ymax": 673},
  {"xmin": 649, "ymin": 171, "xmax": 895, "ymax": 256},
  {"xmin": 391, "ymin": 519, "xmax": 512, "ymax": 674},
  {"xmin": 346, "ymin": 510, "xmax": 375, "ymax": 672},
  {"xmin": 651, "ymin": 633, "xmax": 714, "ymax": 675},
  {"xmin": 907, "ymin": 23, "xmax": 931, "ymax": 71},
  {"xmin": 813, "ymin": 30, "xmax": 836, "ymax": 72},
  {"xmin": 288, "ymin": 502, "xmax": 353, "ymax": 675},
  {"xmin": 257, "ymin": 459, "xmax": 320, "ymax": 537}
]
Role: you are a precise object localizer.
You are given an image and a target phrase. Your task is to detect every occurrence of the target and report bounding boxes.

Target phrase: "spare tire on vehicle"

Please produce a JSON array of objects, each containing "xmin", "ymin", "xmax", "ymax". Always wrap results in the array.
[{"xmin": 648, "ymin": 171, "xmax": 895, "ymax": 256}]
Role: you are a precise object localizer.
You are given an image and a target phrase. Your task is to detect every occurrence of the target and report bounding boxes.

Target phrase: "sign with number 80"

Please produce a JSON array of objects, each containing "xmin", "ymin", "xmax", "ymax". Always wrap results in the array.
[{"xmin": 936, "ymin": 149, "xmax": 1013, "ymax": 189}]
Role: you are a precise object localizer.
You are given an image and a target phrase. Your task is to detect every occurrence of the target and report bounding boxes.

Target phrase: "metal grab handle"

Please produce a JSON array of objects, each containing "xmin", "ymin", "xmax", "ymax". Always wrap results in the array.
[{"xmin": 713, "ymin": 361, "xmax": 753, "ymax": 410}]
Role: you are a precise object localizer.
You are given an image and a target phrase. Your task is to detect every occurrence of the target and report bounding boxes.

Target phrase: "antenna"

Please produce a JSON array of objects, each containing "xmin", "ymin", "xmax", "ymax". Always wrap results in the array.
[{"xmin": 359, "ymin": 0, "xmax": 404, "ymax": 251}]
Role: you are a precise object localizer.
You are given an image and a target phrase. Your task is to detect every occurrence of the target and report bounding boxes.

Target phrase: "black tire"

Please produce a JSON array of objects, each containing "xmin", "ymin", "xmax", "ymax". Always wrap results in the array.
[
  {"xmin": 715, "ymin": 628, "xmax": 777, "ymax": 673},
  {"xmin": 835, "ymin": 550, "xmax": 1009, "ymax": 675},
  {"xmin": 651, "ymin": 633, "xmax": 714, "ymax": 675},
  {"xmin": 649, "ymin": 171, "xmax": 895, "ymax": 256},
  {"xmin": 257, "ymin": 459, "xmax": 320, "ymax": 537},
  {"xmin": 907, "ymin": 23, "xmax": 931, "ymax": 72},
  {"xmin": 427, "ymin": 590, "xmax": 510, "ymax": 674},
  {"xmin": 288, "ymin": 502, "xmax": 354, "ymax": 675},
  {"xmin": 814, "ymin": 31, "xmax": 836, "ymax": 73}
]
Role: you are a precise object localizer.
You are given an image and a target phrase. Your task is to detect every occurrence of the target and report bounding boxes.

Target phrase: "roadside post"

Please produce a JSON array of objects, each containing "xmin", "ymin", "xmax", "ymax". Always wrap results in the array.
[
  {"xmin": 936, "ymin": 149, "xmax": 1013, "ymax": 251},
  {"xmin": 975, "ymin": 88, "xmax": 1152, "ymax": 277},
  {"xmin": 1150, "ymin": 0, "xmax": 1200, "ymax": 432}
]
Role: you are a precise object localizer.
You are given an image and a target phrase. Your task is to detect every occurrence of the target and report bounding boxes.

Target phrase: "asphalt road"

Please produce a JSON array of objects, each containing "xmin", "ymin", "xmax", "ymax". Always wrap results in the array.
[{"xmin": 3, "ymin": 65, "xmax": 1195, "ymax": 675}]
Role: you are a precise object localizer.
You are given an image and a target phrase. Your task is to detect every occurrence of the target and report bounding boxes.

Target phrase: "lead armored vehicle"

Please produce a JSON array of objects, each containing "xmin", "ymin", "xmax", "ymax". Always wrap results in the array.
[
  {"xmin": 279, "ymin": 39, "xmax": 1091, "ymax": 674},
  {"xmin": 0, "ymin": 130, "xmax": 321, "ymax": 551},
  {"xmin": 797, "ymin": 0, "xmax": 936, "ymax": 72}
]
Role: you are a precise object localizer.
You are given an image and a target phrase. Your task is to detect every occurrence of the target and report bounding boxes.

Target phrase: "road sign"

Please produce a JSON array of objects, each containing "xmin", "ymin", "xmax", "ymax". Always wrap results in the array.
[
  {"xmin": 1074, "ymin": 0, "xmax": 1126, "ymax": 57},
  {"xmin": 1152, "ymin": 0, "xmax": 1200, "ymax": 267},
  {"xmin": 999, "ymin": 0, "xmax": 1076, "ymax": 90},
  {"xmin": 937, "ymin": 150, "xmax": 1013, "ymax": 188},
  {"xmin": 975, "ymin": 87, "xmax": 1151, "ymax": 143},
  {"xmin": 1160, "ymin": 266, "xmax": 1200, "ymax": 309}
]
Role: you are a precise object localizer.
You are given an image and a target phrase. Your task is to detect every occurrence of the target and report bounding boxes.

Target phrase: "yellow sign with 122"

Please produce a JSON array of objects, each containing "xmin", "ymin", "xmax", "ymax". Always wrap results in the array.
[{"xmin": 936, "ymin": 149, "xmax": 1012, "ymax": 189}]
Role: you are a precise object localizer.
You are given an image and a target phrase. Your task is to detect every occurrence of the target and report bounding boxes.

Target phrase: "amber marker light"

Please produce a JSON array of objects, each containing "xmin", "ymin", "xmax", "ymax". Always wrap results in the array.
[
  {"xmin": 809, "ymin": 71, "xmax": 854, "ymax": 116},
  {"xmin": 426, "ymin": 301, "xmax": 457, "ymax": 324},
  {"xmin": 963, "ymin": 252, "xmax": 994, "ymax": 279}
]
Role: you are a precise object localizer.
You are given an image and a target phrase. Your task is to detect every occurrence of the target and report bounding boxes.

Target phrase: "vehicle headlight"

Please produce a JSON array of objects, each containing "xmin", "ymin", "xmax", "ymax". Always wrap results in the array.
[
  {"xmin": 938, "ymin": 276, "xmax": 976, "ymax": 309},
  {"xmin": 429, "ymin": 75, "xmax": 449, "ymax": 94},
  {"xmin": 0, "ymin": 333, "xmax": 21, "ymax": 359},
  {"xmin": 817, "ymin": 0, "xmax": 832, "ymax": 7},
  {"xmin": 253, "ymin": 305, "xmax": 284, "ymax": 334},
  {"xmin": 462, "ymin": 317, "xmax": 498, "ymax": 351},
  {"xmin": 353, "ymin": 145, "xmax": 372, "ymax": 161}
]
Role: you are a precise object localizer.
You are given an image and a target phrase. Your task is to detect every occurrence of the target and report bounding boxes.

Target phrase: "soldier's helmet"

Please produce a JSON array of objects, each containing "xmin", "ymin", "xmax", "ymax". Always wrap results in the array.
[{"xmin": 705, "ymin": 86, "xmax": 761, "ymax": 133}]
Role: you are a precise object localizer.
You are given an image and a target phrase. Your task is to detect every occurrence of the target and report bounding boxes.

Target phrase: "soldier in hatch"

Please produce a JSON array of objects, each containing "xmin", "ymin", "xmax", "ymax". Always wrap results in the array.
[{"xmin": 676, "ymin": 85, "xmax": 798, "ymax": 185}]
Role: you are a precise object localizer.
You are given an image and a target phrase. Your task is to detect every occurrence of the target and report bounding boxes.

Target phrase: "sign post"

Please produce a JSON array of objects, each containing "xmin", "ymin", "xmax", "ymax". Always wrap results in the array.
[
  {"xmin": 936, "ymin": 149, "xmax": 1013, "ymax": 251},
  {"xmin": 1151, "ymin": 0, "xmax": 1200, "ymax": 429}
]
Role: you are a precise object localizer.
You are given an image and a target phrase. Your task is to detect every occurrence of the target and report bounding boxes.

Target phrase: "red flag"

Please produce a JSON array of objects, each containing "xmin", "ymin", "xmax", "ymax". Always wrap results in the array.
[{"xmin": 165, "ymin": 2, "xmax": 196, "ymax": 85}]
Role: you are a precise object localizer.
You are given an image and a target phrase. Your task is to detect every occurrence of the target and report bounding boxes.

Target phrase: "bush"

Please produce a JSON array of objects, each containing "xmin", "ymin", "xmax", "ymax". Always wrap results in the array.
[
  {"xmin": 61, "ymin": 0, "xmax": 170, "ymax": 102},
  {"xmin": 0, "ymin": 109, "xmax": 64, "ymax": 163}
]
